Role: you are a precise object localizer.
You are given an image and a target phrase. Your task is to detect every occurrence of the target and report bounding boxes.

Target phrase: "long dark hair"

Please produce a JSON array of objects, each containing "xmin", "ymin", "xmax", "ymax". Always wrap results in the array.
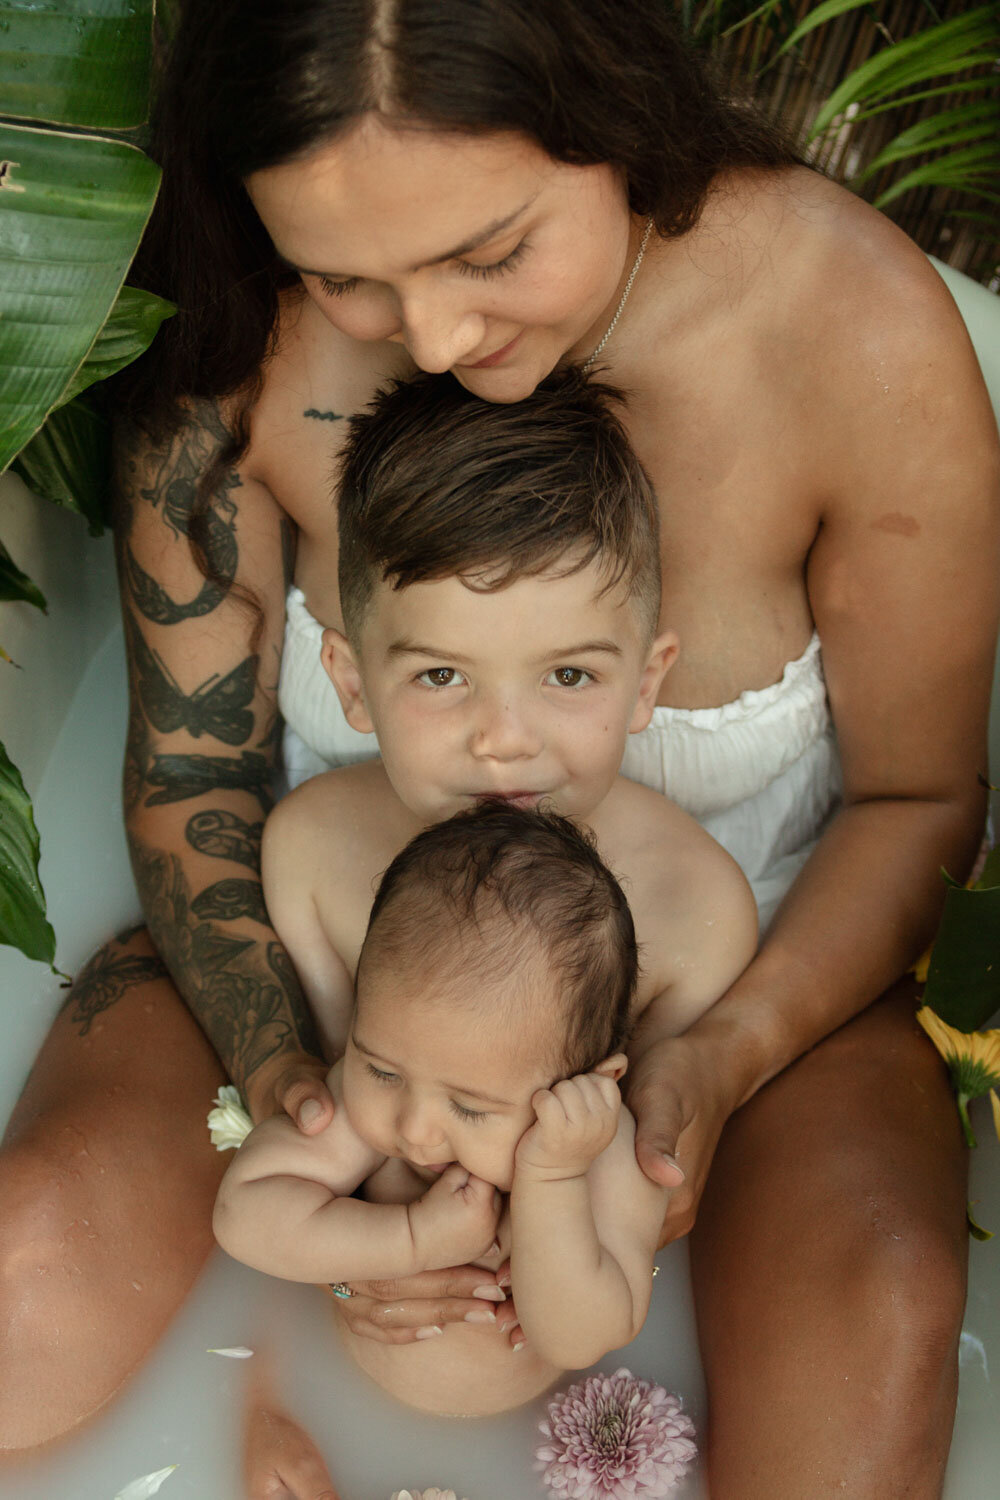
[{"xmin": 123, "ymin": 0, "xmax": 800, "ymax": 435}]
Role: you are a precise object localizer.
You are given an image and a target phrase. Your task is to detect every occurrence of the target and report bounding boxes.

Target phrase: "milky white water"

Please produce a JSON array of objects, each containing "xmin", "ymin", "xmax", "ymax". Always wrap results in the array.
[{"xmin": 1, "ymin": 537, "xmax": 997, "ymax": 1499}]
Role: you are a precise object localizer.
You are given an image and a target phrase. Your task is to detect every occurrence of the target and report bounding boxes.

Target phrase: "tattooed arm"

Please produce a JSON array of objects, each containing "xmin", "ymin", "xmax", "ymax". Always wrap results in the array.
[{"xmin": 113, "ymin": 400, "xmax": 334, "ymax": 1131}]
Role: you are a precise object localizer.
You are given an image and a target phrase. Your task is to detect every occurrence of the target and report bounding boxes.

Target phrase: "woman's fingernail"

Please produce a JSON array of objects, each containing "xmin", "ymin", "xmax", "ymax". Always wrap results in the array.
[
  {"xmin": 415, "ymin": 1325, "xmax": 444, "ymax": 1340},
  {"xmin": 473, "ymin": 1285, "xmax": 506, "ymax": 1302},
  {"xmin": 498, "ymin": 1270, "xmax": 512, "ymax": 1289},
  {"xmin": 488, "ymin": 1239, "xmax": 502, "ymax": 1257},
  {"xmin": 512, "ymin": 1340, "xmax": 525, "ymax": 1353},
  {"xmin": 464, "ymin": 1308, "xmax": 496, "ymax": 1324},
  {"xmin": 298, "ymin": 1099, "xmax": 322, "ymax": 1127}
]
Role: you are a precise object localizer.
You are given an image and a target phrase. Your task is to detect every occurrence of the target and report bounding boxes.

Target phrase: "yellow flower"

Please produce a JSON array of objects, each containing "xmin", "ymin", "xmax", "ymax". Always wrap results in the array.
[{"xmin": 916, "ymin": 1007, "xmax": 1000, "ymax": 1149}]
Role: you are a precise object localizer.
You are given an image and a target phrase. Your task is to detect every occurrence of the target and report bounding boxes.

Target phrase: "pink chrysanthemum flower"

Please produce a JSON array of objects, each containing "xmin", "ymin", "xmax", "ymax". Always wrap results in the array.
[{"xmin": 536, "ymin": 1367, "xmax": 697, "ymax": 1499}]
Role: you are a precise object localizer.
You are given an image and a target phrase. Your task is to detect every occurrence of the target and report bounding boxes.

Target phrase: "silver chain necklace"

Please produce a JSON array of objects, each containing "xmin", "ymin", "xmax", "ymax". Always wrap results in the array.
[{"xmin": 582, "ymin": 217, "xmax": 654, "ymax": 371}]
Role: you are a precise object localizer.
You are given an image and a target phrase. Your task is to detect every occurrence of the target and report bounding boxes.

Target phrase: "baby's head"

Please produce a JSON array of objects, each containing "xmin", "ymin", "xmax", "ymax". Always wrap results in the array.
[
  {"xmin": 341, "ymin": 801, "xmax": 635, "ymax": 1191},
  {"xmin": 324, "ymin": 367, "xmax": 677, "ymax": 822}
]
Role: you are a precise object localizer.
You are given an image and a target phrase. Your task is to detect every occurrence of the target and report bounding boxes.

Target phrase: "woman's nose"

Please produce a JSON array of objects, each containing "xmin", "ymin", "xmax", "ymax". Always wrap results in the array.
[{"xmin": 397, "ymin": 290, "xmax": 486, "ymax": 373}]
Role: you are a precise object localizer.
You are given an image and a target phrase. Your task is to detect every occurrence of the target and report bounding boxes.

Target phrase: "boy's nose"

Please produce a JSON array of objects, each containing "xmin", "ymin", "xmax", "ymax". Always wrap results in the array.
[{"xmin": 470, "ymin": 693, "xmax": 542, "ymax": 762}]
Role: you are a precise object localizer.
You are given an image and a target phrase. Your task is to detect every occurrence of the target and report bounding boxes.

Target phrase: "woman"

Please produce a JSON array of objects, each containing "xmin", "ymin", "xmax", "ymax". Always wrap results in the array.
[{"xmin": 1, "ymin": 2, "xmax": 996, "ymax": 1494}]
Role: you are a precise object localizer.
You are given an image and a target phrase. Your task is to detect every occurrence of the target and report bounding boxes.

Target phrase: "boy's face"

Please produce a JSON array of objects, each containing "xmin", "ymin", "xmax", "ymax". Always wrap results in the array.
[
  {"xmin": 342, "ymin": 964, "xmax": 562, "ymax": 1192},
  {"xmin": 324, "ymin": 559, "xmax": 676, "ymax": 824}
]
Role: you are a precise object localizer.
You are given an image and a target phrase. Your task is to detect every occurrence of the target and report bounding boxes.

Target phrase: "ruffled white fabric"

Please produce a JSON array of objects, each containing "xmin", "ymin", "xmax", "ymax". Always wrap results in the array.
[
  {"xmin": 620, "ymin": 634, "xmax": 842, "ymax": 930},
  {"xmin": 278, "ymin": 590, "xmax": 842, "ymax": 932},
  {"xmin": 278, "ymin": 586, "xmax": 379, "ymax": 790}
]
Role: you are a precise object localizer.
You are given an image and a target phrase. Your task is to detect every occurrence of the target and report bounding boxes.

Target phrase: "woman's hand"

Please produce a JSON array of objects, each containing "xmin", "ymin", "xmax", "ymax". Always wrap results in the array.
[
  {"xmin": 246, "ymin": 1050, "xmax": 336, "ymax": 1134},
  {"xmin": 244, "ymin": 1394, "xmax": 340, "ymax": 1500},
  {"xmin": 626, "ymin": 1032, "xmax": 739, "ymax": 1246},
  {"xmin": 330, "ymin": 1265, "xmax": 511, "ymax": 1343}
]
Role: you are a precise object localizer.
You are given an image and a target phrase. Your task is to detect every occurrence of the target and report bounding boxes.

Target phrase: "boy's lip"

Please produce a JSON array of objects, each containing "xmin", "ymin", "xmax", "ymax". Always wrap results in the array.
[{"xmin": 474, "ymin": 791, "xmax": 543, "ymax": 809}]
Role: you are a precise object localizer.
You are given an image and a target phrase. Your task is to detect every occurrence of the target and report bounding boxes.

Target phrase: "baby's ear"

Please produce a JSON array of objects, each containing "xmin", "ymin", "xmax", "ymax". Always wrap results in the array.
[
  {"xmin": 592, "ymin": 1052, "xmax": 628, "ymax": 1083},
  {"xmin": 629, "ymin": 630, "xmax": 679, "ymax": 734},
  {"xmin": 321, "ymin": 628, "xmax": 375, "ymax": 734}
]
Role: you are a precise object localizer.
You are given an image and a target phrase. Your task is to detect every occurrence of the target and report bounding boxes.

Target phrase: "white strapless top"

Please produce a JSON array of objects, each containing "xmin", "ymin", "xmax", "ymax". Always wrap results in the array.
[{"xmin": 278, "ymin": 587, "xmax": 842, "ymax": 932}]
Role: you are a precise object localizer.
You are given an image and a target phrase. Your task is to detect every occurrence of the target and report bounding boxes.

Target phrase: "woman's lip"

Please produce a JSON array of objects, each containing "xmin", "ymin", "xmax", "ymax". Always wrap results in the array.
[{"xmin": 462, "ymin": 333, "xmax": 522, "ymax": 369}]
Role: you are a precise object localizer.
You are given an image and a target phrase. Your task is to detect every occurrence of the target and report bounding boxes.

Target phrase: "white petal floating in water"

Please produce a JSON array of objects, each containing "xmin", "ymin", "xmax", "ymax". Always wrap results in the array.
[
  {"xmin": 114, "ymin": 1466, "xmax": 178, "ymax": 1500},
  {"xmin": 206, "ymin": 1345, "xmax": 255, "ymax": 1358}
]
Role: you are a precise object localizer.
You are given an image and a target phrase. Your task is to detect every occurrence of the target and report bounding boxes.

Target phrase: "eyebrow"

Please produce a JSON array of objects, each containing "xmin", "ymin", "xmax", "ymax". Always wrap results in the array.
[
  {"xmin": 280, "ymin": 195, "xmax": 539, "ymax": 281},
  {"xmin": 386, "ymin": 638, "xmax": 624, "ymax": 663},
  {"xmin": 353, "ymin": 1034, "xmax": 516, "ymax": 1107}
]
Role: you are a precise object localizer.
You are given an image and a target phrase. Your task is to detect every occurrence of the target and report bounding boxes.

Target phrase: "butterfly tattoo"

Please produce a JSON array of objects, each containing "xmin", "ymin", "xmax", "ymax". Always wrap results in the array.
[{"xmin": 129, "ymin": 617, "xmax": 257, "ymax": 746}]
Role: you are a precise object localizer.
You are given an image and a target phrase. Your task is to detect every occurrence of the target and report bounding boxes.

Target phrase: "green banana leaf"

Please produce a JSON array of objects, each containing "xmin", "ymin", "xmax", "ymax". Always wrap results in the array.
[
  {"xmin": 0, "ymin": 122, "xmax": 161, "ymax": 472},
  {"xmin": 0, "ymin": 739, "xmax": 54, "ymax": 964},
  {"xmin": 923, "ymin": 850, "xmax": 1000, "ymax": 1033},
  {"xmin": 0, "ymin": 538, "xmax": 46, "ymax": 610},
  {"xmin": 11, "ymin": 284, "xmax": 175, "ymax": 529},
  {"xmin": 0, "ymin": 0, "xmax": 152, "ymax": 129},
  {"xmin": 1, "ymin": 0, "xmax": 159, "ymax": 965},
  {"xmin": 873, "ymin": 145, "xmax": 1000, "ymax": 212}
]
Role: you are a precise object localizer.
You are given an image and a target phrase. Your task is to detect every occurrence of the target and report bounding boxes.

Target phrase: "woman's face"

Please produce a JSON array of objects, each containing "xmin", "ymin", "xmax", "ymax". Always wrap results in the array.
[{"xmin": 245, "ymin": 118, "xmax": 633, "ymax": 402}]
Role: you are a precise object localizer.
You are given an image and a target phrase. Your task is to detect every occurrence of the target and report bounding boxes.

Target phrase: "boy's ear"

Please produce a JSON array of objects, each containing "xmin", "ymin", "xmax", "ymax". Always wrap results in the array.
[
  {"xmin": 321, "ymin": 628, "xmax": 375, "ymax": 734},
  {"xmin": 629, "ymin": 630, "xmax": 679, "ymax": 734},
  {"xmin": 592, "ymin": 1052, "xmax": 628, "ymax": 1083}
]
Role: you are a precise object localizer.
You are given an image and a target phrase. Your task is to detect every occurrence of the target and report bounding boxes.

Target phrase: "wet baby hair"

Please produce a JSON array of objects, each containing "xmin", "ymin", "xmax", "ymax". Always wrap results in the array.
[
  {"xmin": 357, "ymin": 801, "xmax": 637, "ymax": 1078},
  {"xmin": 336, "ymin": 365, "xmax": 661, "ymax": 645}
]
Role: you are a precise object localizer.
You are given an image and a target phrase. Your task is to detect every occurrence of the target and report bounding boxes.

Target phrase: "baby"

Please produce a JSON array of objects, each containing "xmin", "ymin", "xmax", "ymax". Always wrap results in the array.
[{"xmin": 213, "ymin": 368, "xmax": 757, "ymax": 1414}]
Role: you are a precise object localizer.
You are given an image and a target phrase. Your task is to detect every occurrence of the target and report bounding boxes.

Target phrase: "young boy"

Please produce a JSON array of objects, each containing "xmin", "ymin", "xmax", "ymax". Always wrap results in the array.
[{"xmin": 213, "ymin": 368, "xmax": 757, "ymax": 1414}]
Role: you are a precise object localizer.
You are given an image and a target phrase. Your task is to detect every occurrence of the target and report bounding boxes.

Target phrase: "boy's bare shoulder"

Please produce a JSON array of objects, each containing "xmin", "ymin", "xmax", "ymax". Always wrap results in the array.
[
  {"xmin": 596, "ymin": 778, "xmax": 757, "ymax": 1008},
  {"xmin": 265, "ymin": 761, "xmax": 416, "ymax": 859}
]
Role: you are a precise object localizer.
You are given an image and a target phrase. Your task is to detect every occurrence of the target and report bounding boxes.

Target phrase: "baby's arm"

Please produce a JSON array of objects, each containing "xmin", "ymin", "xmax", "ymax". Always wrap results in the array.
[
  {"xmin": 509, "ymin": 1069, "xmax": 667, "ymax": 1369},
  {"xmin": 214, "ymin": 1067, "xmax": 501, "ymax": 1282}
]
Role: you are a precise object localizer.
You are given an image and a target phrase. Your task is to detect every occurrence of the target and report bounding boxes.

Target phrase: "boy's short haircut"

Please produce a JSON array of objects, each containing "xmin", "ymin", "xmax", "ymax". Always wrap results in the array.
[
  {"xmin": 357, "ymin": 802, "xmax": 637, "ymax": 1078},
  {"xmin": 336, "ymin": 366, "xmax": 661, "ymax": 643}
]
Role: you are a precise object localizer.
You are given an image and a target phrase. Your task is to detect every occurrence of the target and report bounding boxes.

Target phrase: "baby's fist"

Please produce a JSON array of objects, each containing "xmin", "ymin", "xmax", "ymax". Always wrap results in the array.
[
  {"xmin": 515, "ymin": 1070, "xmax": 622, "ymax": 1180},
  {"xmin": 409, "ymin": 1164, "xmax": 501, "ymax": 1269}
]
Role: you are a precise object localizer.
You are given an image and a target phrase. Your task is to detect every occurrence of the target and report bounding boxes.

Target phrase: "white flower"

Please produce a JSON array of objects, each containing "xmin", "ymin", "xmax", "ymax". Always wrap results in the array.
[
  {"xmin": 390, "ymin": 1489, "xmax": 468, "ymax": 1500},
  {"xmin": 114, "ymin": 1466, "xmax": 178, "ymax": 1500},
  {"xmin": 207, "ymin": 1085, "xmax": 254, "ymax": 1150},
  {"xmin": 206, "ymin": 1345, "xmax": 254, "ymax": 1358}
]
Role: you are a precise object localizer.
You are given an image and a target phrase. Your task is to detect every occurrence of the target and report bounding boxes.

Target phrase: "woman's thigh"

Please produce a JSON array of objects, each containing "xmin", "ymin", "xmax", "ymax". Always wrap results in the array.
[
  {"xmin": 0, "ymin": 927, "xmax": 227, "ymax": 1452},
  {"xmin": 690, "ymin": 980, "xmax": 968, "ymax": 1499}
]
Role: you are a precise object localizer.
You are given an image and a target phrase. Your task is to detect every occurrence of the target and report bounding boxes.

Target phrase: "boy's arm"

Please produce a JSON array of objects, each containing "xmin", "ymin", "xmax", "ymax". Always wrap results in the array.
[
  {"xmin": 633, "ymin": 802, "xmax": 759, "ymax": 1044},
  {"xmin": 261, "ymin": 787, "xmax": 358, "ymax": 1050},
  {"xmin": 214, "ymin": 1081, "xmax": 501, "ymax": 1283},
  {"xmin": 509, "ymin": 1077, "xmax": 666, "ymax": 1369}
]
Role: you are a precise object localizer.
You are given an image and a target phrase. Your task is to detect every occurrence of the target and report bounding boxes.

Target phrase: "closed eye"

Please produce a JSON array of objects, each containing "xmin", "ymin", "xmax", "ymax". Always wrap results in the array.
[
  {"xmin": 316, "ymin": 274, "xmax": 360, "ymax": 298},
  {"xmin": 417, "ymin": 666, "xmax": 467, "ymax": 689},
  {"xmin": 450, "ymin": 1099, "xmax": 490, "ymax": 1123},
  {"xmin": 456, "ymin": 240, "xmax": 529, "ymax": 282},
  {"xmin": 366, "ymin": 1062, "xmax": 399, "ymax": 1085},
  {"xmin": 545, "ymin": 666, "xmax": 593, "ymax": 688}
]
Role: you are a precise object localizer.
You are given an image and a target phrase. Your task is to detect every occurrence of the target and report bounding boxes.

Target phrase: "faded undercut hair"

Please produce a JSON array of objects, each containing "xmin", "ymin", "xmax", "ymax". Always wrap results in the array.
[
  {"xmin": 357, "ymin": 801, "xmax": 637, "ymax": 1077},
  {"xmin": 336, "ymin": 366, "xmax": 661, "ymax": 642}
]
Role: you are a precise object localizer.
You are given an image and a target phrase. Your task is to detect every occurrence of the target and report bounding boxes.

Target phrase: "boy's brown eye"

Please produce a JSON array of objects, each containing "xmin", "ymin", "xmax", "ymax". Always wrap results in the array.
[
  {"xmin": 550, "ymin": 667, "xmax": 589, "ymax": 688},
  {"xmin": 419, "ymin": 667, "xmax": 462, "ymax": 688}
]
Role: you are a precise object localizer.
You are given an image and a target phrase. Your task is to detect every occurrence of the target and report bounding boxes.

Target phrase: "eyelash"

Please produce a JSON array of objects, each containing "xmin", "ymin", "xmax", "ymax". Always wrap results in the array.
[
  {"xmin": 450, "ymin": 1100, "xmax": 490, "ymax": 1124},
  {"xmin": 546, "ymin": 667, "xmax": 593, "ymax": 688},
  {"xmin": 365, "ymin": 1064, "xmax": 489, "ymax": 1122},
  {"xmin": 315, "ymin": 240, "xmax": 529, "ymax": 299}
]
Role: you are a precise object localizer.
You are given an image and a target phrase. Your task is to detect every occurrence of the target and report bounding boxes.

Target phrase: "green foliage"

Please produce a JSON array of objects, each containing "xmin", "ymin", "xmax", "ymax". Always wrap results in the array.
[
  {"xmin": 0, "ymin": 0, "xmax": 160, "ymax": 963},
  {"xmin": 923, "ymin": 850, "xmax": 1000, "ymax": 1033},
  {"xmin": 0, "ymin": 739, "xmax": 54, "ymax": 965}
]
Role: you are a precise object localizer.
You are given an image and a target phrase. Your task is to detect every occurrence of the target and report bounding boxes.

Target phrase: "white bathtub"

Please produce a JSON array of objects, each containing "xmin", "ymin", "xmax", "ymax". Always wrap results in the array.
[{"xmin": 1, "ymin": 259, "xmax": 998, "ymax": 1497}]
